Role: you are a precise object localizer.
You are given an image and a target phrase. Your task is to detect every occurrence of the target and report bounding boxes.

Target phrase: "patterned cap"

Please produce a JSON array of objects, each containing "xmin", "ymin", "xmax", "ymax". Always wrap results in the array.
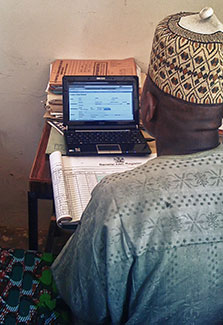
[{"xmin": 148, "ymin": 12, "xmax": 223, "ymax": 104}]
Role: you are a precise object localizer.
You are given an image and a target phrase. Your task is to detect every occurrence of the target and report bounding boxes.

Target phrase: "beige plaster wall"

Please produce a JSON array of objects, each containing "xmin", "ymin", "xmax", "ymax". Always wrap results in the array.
[{"xmin": 0, "ymin": 0, "xmax": 222, "ymax": 229}]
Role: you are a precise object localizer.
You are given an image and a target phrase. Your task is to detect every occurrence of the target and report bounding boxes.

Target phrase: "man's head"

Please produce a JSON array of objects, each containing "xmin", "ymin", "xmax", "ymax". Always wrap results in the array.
[{"xmin": 141, "ymin": 9, "xmax": 223, "ymax": 156}]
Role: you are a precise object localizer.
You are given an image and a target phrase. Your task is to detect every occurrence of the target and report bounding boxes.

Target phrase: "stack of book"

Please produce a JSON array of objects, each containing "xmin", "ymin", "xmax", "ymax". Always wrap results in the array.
[
  {"xmin": 45, "ymin": 92, "xmax": 63, "ymax": 120},
  {"xmin": 44, "ymin": 58, "xmax": 140, "ymax": 122}
]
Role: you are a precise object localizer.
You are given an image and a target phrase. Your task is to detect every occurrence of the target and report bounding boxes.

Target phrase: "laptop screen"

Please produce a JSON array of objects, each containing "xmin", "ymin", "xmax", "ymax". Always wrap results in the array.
[
  {"xmin": 63, "ymin": 75, "xmax": 139, "ymax": 128},
  {"xmin": 68, "ymin": 83, "xmax": 134, "ymax": 122}
]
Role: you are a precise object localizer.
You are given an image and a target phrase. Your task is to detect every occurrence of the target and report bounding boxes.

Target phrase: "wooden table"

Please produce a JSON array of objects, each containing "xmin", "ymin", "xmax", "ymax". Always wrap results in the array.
[
  {"xmin": 28, "ymin": 123, "xmax": 53, "ymax": 250},
  {"xmin": 27, "ymin": 123, "xmax": 156, "ymax": 250}
]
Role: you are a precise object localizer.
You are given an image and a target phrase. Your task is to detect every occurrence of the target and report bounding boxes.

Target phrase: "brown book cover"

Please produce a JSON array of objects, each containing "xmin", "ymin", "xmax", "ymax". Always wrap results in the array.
[{"xmin": 49, "ymin": 58, "xmax": 137, "ymax": 86}]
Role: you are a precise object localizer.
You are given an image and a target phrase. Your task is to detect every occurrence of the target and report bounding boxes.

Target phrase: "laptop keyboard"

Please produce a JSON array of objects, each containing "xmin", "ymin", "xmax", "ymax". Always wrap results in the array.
[{"xmin": 66, "ymin": 130, "xmax": 146, "ymax": 145}]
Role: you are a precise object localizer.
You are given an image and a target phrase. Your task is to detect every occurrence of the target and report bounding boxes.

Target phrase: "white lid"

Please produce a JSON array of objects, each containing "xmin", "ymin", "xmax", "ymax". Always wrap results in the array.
[{"xmin": 179, "ymin": 7, "xmax": 223, "ymax": 34}]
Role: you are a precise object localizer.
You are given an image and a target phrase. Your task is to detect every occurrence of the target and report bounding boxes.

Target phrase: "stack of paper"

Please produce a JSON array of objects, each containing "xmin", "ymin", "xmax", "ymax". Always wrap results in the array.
[
  {"xmin": 49, "ymin": 151, "xmax": 156, "ymax": 228},
  {"xmin": 44, "ymin": 58, "xmax": 139, "ymax": 121},
  {"xmin": 45, "ymin": 92, "xmax": 63, "ymax": 120}
]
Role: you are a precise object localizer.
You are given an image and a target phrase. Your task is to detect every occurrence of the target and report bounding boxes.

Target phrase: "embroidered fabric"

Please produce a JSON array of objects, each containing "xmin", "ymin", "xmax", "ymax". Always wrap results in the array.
[
  {"xmin": 52, "ymin": 144, "xmax": 223, "ymax": 324},
  {"xmin": 148, "ymin": 12, "xmax": 223, "ymax": 104}
]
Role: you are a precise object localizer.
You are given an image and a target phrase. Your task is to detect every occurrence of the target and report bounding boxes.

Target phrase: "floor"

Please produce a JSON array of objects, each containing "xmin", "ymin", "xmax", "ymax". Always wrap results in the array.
[
  {"xmin": 0, "ymin": 226, "xmax": 47, "ymax": 251},
  {"xmin": 0, "ymin": 225, "xmax": 72, "ymax": 255}
]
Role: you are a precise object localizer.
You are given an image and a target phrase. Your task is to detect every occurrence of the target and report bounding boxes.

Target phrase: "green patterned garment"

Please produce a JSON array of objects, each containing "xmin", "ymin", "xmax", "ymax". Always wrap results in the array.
[
  {"xmin": 52, "ymin": 144, "xmax": 223, "ymax": 324},
  {"xmin": 0, "ymin": 248, "xmax": 71, "ymax": 324}
]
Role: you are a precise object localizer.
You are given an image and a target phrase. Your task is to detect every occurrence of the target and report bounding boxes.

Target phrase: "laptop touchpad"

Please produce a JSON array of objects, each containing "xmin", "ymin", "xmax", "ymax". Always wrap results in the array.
[{"xmin": 96, "ymin": 144, "xmax": 122, "ymax": 154}]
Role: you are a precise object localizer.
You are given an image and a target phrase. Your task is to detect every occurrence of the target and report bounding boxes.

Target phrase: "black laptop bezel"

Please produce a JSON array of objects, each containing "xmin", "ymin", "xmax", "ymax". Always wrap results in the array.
[{"xmin": 63, "ymin": 75, "xmax": 139, "ymax": 130}]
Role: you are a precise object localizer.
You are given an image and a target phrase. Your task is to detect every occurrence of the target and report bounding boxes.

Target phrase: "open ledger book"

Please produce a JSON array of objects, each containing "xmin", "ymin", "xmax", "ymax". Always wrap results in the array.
[{"xmin": 49, "ymin": 151, "xmax": 156, "ymax": 228}]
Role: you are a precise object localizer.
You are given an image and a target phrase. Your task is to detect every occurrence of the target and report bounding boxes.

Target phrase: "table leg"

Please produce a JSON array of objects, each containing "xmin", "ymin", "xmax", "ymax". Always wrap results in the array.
[
  {"xmin": 45, "ymin": 215, "xmax": 56, "ymax": 253},
  {"xmin": 28, "ymin": 191, "xmax": 38, "ymax": 250}
]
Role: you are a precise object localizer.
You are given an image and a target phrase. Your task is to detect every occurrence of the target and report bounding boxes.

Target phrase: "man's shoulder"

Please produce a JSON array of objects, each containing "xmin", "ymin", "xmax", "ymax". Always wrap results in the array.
[
  {"xmin": 95, "ymin": 157, "xmax": 158, "ymax": 192},
  {"xmin": 94, "ymin": 145, "xmax": 223, "ymax": 195}
]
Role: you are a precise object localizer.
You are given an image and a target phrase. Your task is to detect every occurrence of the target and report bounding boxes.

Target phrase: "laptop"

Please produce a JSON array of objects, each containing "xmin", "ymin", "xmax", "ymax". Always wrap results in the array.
[{"xmin": 62, "ymin": 75, "xmax": 151, "ymax": 156}]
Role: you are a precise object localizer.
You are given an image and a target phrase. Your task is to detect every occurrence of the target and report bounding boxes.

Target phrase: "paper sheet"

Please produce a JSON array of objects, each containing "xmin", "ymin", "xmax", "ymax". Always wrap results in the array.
[{"xmin": 49, "ymin": 151, "xmax": 156, "ymax": 228}]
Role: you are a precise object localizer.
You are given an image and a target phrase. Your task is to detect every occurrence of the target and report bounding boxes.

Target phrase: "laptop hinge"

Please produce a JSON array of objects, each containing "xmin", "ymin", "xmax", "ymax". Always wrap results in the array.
[{"xmin": 67, "ymin": 125, "xmax": 138, "ymax": 131}]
